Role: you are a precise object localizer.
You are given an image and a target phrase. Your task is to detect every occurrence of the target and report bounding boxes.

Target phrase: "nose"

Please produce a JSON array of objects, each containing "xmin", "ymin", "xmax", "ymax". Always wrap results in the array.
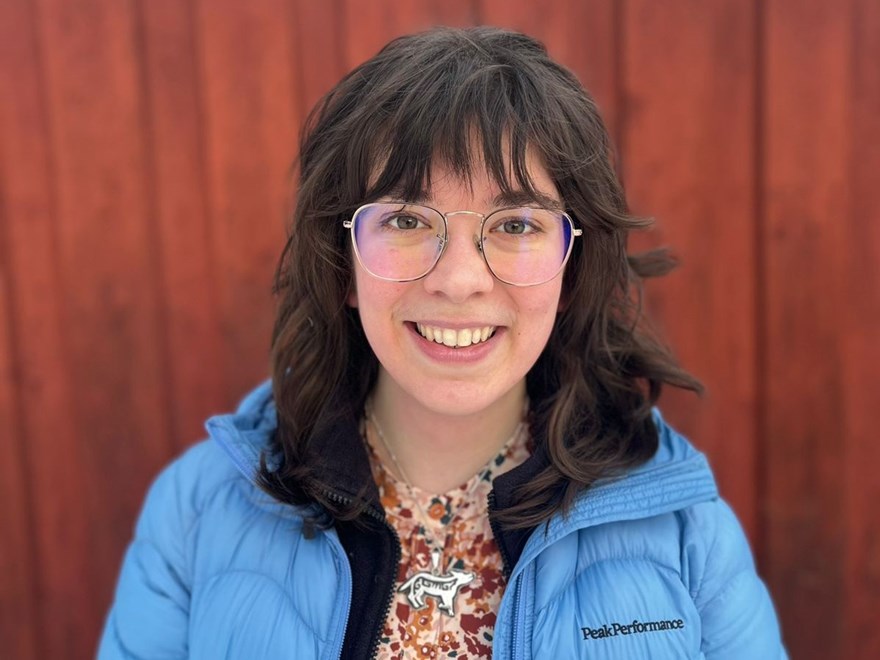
[{"xmin": 421, "ymin": 216, "xmax": 495, "ymax": 302}]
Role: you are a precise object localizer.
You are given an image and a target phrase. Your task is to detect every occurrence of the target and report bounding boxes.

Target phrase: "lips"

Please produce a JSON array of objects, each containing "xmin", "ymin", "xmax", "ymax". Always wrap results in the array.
[{"xmin": 415, "ymin": 323, "xmax": 497, "ymax": 348}]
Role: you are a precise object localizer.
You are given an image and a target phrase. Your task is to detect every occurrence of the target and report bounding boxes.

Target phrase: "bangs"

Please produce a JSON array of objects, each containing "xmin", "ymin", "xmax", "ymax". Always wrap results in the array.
[
  {"xmin": 299, "ymin": 27, "xmax": 609, "ymax": 224},
  {"xmin": 348, "ymin": 36, "xmax": 571, "ymax": 206},
  {"xmin": 366, "ymin": 90, "xmax": 547, "ymax": 204}
]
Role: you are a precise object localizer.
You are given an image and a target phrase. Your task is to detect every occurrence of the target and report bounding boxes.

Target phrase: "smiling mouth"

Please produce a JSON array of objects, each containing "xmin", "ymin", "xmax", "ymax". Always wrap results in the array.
[{"xmin": 414, "ymin": 323, "xmax": 498, "ymax": 348}]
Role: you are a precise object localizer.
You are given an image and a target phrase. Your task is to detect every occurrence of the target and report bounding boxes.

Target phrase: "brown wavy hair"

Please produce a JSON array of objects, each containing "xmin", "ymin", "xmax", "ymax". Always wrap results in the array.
[{"xmin": 260, "ymin": 27, "xmax": 701, "ymax": 529}]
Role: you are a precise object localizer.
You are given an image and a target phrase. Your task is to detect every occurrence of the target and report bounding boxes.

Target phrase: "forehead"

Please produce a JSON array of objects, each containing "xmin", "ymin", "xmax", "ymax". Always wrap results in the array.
[{"xmin": 374, "ymin": 143, "xmax": 562, "ymax": 209}]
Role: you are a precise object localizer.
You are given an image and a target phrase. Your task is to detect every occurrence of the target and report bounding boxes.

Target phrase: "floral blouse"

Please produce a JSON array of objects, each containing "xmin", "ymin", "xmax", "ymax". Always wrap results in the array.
[{"xmin": 363, "ymin": 421, "xmax": 531, "ymax": 659}]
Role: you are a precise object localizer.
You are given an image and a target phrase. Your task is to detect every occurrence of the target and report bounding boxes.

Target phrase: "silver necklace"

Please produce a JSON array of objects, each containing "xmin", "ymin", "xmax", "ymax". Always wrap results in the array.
[{"xmin": 366, "ymin": 404, "xmax": 525, "ymax": 617}]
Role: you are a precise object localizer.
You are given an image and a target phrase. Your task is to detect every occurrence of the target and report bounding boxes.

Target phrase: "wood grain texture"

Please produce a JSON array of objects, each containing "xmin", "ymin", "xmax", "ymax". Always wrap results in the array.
[
  {"xmin": 339, "ymin": 0, "xmax": 475, "ymax": 70},
  {"xmin": 762, "ymin": 0, "xmax": 880, "ymax": 656},
  {"xmin": 139, "ymin": 0, "xmax": 228, "ymax": 449},
  {"xmin": 478, "ymin": 0, "xmax": 620, "ymax": 137},
  {"xmin": 1, "ymin": 0, "xmax": 95, "ymax": 656},
  {"xmin": 762, "ymin": 0, "xmax": 871, "ymax": 656},
  {"xmin": 0, "ymin": 318, "xmax": 38, "ymax": 660},
  {"xmin": 844, "ymin": 3, "xmax": 880, "ymax": 655},
  {"xmin": 292, "ymin": 0, "xmax": 347, "ymax": 123},
  {"xmin": 194, "ymin": 0, "xmax": 297, "ymax": 400},
  {"xmin": 0, "ymin": 179, "xmax": 38, "ymax": 660},
  {"xmin": 619, "ymin": 0, "xmax": 760, "ymax": 541},
  {"xmin": 31, "ymin": 0, "xmax": 174, "ymax": 655}
]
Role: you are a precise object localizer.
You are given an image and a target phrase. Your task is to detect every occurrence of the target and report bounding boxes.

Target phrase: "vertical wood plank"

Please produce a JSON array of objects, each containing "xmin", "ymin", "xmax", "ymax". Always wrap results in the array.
[
  {"xmin": 30, "ymin": 0, "xmax": 173, "ymax": 655},
  {"xmin": 292, "ymin": 0, "xmax": 347, "ymax": 122},
  {"xmin": 844, "ymin": 3, "xmax": 880, "ymax": 655},
  {"xmin": 0, "ymin": 209, "xmax": 39, "ymax": 660},
  {"xmin": 338, "ymin": 0, "xmax": 399, "ymax": 69},
  {"xmin": 391, "ymin": 0, "xmax": 477, "ymax": 30},
  {"xmin": 620, "ymin": 0, "xmax": 760, "ymax": 541},
  {"xmin": 478, "ymin": 0, "xmax": 620, "ymax": 138},
  {"xmin": 0, "ymin": 1, "xmax": 43, "ymax": 655},
  {"xmin": 339, "ymin": 0, "xmax": 476, "ymax": 70},
  {"xmin": 1, "ymin": 0, "xmax": 93, "ymax": 657},
  {"xmin": 194, "ymin": 0, "xmax": 299, "ymax": 397},
  {"xmin": 763, "ymin": 0, "xmax": 863, "ymax": 655},
  {"xmin": 139, "ymin": 0, "xmax": 227, "ymax": 448}
]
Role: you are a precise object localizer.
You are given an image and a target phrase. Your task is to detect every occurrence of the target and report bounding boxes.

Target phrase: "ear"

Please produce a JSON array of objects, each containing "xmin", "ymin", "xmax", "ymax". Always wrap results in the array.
[{"xmin": 347, "ymin": 281, "xmax": 358, "ymax": 308}]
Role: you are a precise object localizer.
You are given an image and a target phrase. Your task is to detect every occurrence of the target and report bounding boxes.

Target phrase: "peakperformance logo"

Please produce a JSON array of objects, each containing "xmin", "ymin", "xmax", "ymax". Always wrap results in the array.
[{"xmin": 581, "ymin": 618, "xmax": 685, "ymax": 641}]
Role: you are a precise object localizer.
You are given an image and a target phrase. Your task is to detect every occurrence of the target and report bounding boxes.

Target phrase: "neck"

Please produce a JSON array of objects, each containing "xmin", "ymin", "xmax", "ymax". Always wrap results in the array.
[{"xmin": 369, "ymin": 369, "xmax": 527, "ymax": 494}]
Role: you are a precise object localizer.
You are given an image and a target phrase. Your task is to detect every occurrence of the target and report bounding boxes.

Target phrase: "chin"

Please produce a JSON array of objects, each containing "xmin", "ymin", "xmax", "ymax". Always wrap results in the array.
[{"xmin": 406, "ymin": 378, "xmax": 525, "ymax": 419}]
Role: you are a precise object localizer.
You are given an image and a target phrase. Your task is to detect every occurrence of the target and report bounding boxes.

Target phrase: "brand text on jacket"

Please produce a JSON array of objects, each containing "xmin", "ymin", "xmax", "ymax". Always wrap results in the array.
[{"xmin": 581, "ymin": 618, "xmax": 685, "ymax": 640}]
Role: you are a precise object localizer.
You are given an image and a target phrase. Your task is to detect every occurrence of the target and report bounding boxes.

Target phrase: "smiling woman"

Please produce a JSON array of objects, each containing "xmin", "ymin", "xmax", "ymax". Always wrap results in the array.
[
  {"xmin": 348, "ymin": 151, "xmax": 566, "ymax": 481},
  {"xmin": 98, "ymin": 27, "xmax": 788, "ymax": 659}
]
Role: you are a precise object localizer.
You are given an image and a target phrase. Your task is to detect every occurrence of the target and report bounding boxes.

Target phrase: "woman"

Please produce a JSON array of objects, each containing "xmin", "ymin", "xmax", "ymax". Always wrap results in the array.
[{"xmin": 99, "ymin": 27, "xmax": 786, "ymax": 659}]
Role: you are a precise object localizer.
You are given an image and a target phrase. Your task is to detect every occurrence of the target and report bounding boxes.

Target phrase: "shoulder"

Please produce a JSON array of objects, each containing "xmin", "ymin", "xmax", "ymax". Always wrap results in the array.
[
  {"xmin": 128, "ymin": 440, "xmax": 252, "ymax": 571},
  {"xmin": 138, "ymin": 379, "xmax": 281, "ymax": 531},
  {"xmin": 141, "ymin": 439, "xmax": 240, "ymax": 517},
  {"xmin": 529, "ymin": 410, "xmax": 721, "ymax": 609},
  {"xmin": 155, "ymin": 439, "xmax": 242, "ymax": 503},
  {"xmin": 534, "ymin": 497, "xmax": 741, "ymax": 607},
  {"xmin": 102, "ymin": 383, "xmax": 353, "ymax": 659},
  {"xmin": 527, "ymin": 409, "xmax": 745, "ymax": 618},
  {"xmin": 645, "ymin": 411, "xmax": 765, "ymax": 607},
  {"xmin": 524, "ymin": 410, "xmax": 785, "ymax": 657},
  {"xmin": 677, "ymin": 498, "xmax": 757, "ymax": 604},
  {"xmin": 100, "ymin": 440, "xmax": 264, "ymax": 658}
]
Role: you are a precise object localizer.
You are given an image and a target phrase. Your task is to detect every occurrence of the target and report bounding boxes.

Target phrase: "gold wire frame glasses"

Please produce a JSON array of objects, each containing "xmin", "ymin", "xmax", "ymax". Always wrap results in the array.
[{"xmin": 343, "ymin": 202, "xmax": 582, "ymax": 287}]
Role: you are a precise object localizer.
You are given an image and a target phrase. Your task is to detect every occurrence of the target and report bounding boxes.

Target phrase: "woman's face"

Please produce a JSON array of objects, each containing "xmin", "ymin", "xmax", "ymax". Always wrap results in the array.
[{"xmin": 348, "ymin": 150, "xmax": 565, "ymax": 419}]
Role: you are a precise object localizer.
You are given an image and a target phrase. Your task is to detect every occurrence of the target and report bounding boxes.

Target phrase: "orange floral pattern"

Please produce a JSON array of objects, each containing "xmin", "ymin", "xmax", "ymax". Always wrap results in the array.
[{"xmin": 363, "ymin": 421, "xmax": 531, "ymax": 659}]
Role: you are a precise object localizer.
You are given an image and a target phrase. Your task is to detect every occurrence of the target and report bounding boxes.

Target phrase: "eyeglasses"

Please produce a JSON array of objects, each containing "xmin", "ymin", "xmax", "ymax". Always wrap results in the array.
[{"xmin": 343, "ymin": 202, "xmax": 582, "ymax": 287}]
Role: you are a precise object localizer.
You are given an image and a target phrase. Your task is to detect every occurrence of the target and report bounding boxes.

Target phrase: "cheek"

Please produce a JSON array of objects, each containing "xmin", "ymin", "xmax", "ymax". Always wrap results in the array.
[
  {"xmin": 520, "ymin": 283, "xmax": 564, "ymax": 330},
  {"xmin": 349, "ymin": 270, "xmax": 409, "ymax": 338}
]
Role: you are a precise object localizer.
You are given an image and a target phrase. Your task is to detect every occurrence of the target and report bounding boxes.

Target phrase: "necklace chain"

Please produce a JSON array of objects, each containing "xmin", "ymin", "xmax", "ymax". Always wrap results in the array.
[{"xmin": 365, "ymin": 403, "xmax": 525, "ymax": 569}]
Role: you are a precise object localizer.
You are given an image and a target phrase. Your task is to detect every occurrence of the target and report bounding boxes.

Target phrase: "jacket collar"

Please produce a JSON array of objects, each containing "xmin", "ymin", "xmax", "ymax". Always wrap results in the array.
[
  {"xmin": 205, "ymin": 380, "xmax": 381, "ymax": 505},
  {"xmin": 515, "ymin": 443, "xmax": 717, "ymax": 575},
  {"xmin": 207, "ymin": 380, "xmax": 718, "ymax": 538}
]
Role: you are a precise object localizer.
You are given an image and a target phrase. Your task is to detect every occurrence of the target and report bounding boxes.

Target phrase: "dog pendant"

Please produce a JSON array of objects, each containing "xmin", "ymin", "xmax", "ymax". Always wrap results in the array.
[{"xmin": 397, "ymin": 549, "xmax": 475, "ymax": 616}]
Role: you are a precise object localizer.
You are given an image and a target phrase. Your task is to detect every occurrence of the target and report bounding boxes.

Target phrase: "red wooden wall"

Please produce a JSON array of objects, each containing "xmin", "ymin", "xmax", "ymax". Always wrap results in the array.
[{"xmin": 1, "ymin": 1, "xmax": 877, "ymax": 658}]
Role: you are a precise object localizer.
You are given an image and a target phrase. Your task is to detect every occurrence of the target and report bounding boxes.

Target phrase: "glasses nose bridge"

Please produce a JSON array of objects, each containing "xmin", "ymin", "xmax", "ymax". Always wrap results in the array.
[
  {"xmin": 439, "ymin": 209, "xmax": 486, "ymax": 254},
  {"xmin": 442, "ymin": 209, "xmax": 485, "ymax": 221}
]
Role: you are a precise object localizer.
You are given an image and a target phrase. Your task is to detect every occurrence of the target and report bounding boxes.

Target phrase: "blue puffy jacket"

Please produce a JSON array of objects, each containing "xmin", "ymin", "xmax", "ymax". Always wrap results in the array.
[{"xmin": 99, "ymin": 382, "xmax": 786, "ymax": 658}]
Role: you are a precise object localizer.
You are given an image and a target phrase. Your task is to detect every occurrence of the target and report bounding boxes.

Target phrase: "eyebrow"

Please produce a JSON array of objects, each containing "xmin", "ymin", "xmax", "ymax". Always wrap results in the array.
[
  {"xmin": 492, "ymin": 190, "xmax": 563, "ymax": 211},
  {"xmin": 383, "ymin": 187, "xmax": 563, "ymax": 211}
]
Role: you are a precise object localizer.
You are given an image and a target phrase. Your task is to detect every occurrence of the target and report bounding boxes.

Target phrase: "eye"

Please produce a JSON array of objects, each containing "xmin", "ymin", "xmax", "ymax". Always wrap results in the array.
[
  {"xmin": 499, "ymin": 218, "xmax": 531, "ymax": 234},
  {"xmin": 488, "ymin": 211, "xmax": 541, "ymax": 235},
  {"xmin": 386, "ymin": 213, "xmax": 426, "ymax": 230}
]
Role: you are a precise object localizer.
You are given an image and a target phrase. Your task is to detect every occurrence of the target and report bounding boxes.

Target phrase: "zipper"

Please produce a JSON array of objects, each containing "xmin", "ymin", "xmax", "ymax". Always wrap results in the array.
[
  {"xmin": 489, "ymin": 489, "xmax": 519, "ymax": 657},
  {"xmin": 322, "ymin": 489, "xmax": 401, "ymax": 660},
  {"xmin": 509, "ymin": 577, "xmax": 521, "ymax": 660},
  {"xmin": 323, "ymin": 491, "xmax": 353, "ymax": 660},
  {"xmin": 369, "ymin": 522, "xmax": 401, "ymax": 660}
]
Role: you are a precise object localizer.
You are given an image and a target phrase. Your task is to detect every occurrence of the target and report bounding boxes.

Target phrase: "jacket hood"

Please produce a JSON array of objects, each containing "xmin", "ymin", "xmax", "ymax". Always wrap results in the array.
[{"xmin": 207, "ymin": 381, "xmax": 718, "ymax": 537}]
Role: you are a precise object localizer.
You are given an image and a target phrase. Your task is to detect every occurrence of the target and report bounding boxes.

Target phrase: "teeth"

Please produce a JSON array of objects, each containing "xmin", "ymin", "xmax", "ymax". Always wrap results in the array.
[{"xmin": 416, "ymin": 323, "xmax": 497, "ymax": 348}]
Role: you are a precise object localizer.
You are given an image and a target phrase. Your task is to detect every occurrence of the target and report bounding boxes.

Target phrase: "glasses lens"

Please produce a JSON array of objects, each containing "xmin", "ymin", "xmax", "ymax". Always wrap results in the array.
[
  {"xmin": 481, "ymin": 208, "xmax": 574, "ymax": 285},
  {"xmin": 352, "ymin": 204, "xmax": 444, "ymax": 280}
]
